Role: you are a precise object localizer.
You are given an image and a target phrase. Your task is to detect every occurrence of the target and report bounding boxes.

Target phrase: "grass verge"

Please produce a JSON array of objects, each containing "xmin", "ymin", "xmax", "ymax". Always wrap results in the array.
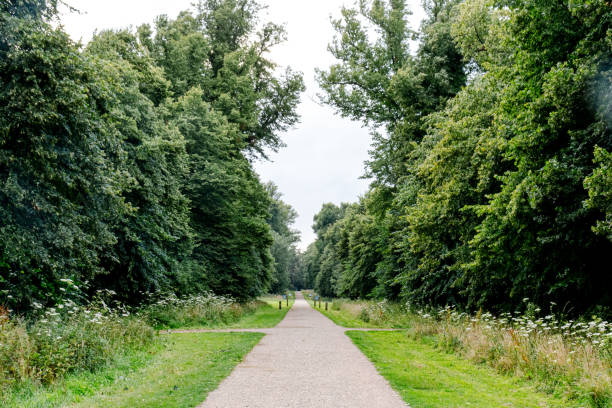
[
  {"xmin": 5, "ymin": 332, "xmax": 263, "ymax": 408},
  {"xmin": 347, "ymin": 331, "xmax": 572, "ymax": 408},
  {"xmin": 168, "ymin": 296, "xmax": 294, "ymax": 330},
  {"xmin": 305, "ymin": 297, "xmax": 409, "ymax": 328},
  {"xmin": 310, "ymin": 298, "xmax": 611, "ymax": 407},
  {"xmin": 223, "ymin": 296, "xmax": 294, "ymax": 328},
  {"xmin": 2, "ymin": 293, "xmax": 290, "ymax": 406}
]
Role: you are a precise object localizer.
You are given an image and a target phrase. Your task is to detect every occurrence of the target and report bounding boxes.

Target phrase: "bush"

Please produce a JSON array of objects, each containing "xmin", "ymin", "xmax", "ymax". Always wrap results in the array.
[
  {"xmin": 140, "ymin": 292, "xmax": 257, "ymax": 329},
  {"xmin": 359, "ymin": 308, "xmax": 370, "ymax": 322},
  {"xmin": 409, "ymin": 305, "xmax": 612, "ymax": 408},
  {"xmin": 0, "ymin": 299, "xmax": 154, "ymax": 395}
]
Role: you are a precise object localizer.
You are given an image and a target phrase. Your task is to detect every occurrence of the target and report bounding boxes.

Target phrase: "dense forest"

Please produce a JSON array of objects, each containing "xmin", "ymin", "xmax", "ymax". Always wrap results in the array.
[
  {"xmin": 0, "ymin": 0, "xmax": 304, "ymax": 312},
  {"xmin": 304, "ymin": 0, "xmax": 612, "ymax": 317},
  {"xmin": 2, "ymin": 0, "xmax": 612, "ymax": 318}
]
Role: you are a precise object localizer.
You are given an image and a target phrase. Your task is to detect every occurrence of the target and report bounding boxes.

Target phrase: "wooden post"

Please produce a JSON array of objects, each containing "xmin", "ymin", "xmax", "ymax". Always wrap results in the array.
[
  {"xmin": 325, "ymin": 301, "xmax": 328, "ymax": 311},
  {"xmin": 279, "ymin": 300, "xmax": 282, "ymax": 310},
  {"xmin": 287, "ymin": 296, "xmax": 289, "ymax": 306}
]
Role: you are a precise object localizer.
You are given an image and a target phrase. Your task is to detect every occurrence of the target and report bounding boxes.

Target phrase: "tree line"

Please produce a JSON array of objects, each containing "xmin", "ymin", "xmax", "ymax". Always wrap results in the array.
[
  {"xmin": 303, "ymin": 0, "xmax": 612, "ymax": 317},
  {"xmin": 0, "ymin": 0, "xmax": 303, "ymax": 312}
]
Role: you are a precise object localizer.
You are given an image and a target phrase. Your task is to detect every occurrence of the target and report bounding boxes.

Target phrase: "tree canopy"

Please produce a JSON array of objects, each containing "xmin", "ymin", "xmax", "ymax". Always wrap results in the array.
[
  {"xmin": 309, "ymin": 0, "xmax": 612, "ymax": 317},
  {"xmin": 0, "ymin": 0, "xmax": 304, "ymax": 311}
]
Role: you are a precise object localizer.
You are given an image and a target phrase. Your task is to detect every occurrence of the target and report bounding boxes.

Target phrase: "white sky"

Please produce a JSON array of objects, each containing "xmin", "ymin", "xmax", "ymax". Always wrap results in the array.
[{"xmin": 61, "ymin": 0, "xmax": 425, "ymax": 250}]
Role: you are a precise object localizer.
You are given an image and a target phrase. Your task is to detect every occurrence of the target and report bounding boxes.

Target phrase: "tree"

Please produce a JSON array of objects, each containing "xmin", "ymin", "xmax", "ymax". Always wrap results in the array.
[
  {"xmin": 465, "ymin": 0, "xmax": 612, "ymax": 313},
  {"xmin": 0, "ymin": 11, "xmax": 128, "ymax": 310},
  {"xmin": 265, "ymin": 182, "xmax": 300, "ymax": 293},
  {"xmin": 585, "ymin": 147, "xmax": 612, "ymax": 241},
  {"xmin": 313, "ymin": 0, "xmax": 612, "ymax": 317},
  {"xmin": 142, "ymin": 0, "xmax": 305, "ymax": 157},
  {"xmin": 1, "ymin": 0, "xmax": 305, "ymax": 311},
  {"xmin": 173, "ymin": 88, "xmax": 274, "ymax": 300},
  {"xmin": 84, "ymin": 30, "xmax": 192, "ymax": 301}
]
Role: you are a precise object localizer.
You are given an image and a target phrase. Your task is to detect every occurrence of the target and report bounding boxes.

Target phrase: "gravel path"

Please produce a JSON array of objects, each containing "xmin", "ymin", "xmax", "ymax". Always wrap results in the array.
[{"xmin": 198, "ymin": 293, "xmax": 408, "ymax": 408}]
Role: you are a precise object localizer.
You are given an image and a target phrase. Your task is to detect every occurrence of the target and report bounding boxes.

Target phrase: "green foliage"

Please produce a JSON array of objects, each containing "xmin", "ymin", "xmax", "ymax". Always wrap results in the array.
[
  {"xmin": 309, "ymin": 203, "xmax": 350, "ymax": 297},
  {"xmin": 464, "ymin": 0, "xmax": 612, "ymax": 313},
  {"xmin": 142, "ymin": 1, "xmax": 305, "ymax": 157},
  {"xmin": 265, "ymin": 182, "xmax": 301, "ymax": 293},
  {"xmin": 313, "ymin": 0, "xmax": 612, "ymax": 317},
  {"xmin": 585, "ymin": 147, "xmax": 612, "ymax": 240},
  {"xmin": 1, "ymin": 0, "xmax": 303, "ymax": 310},
  {"xmin": 0, "ymin": 15, "xmax": 129, "ymax": 311},
  {"xmin": 0, "ymin": 301, "xmax": 154, "ymax": 390},
  {"xmin": 0, "ymin": 0, "xmax": 62, "ymax": 21},
  {"xmin": 172, "ymin": 87, "xmax": 275, "ymax": 300},
  {"xmin": 85, "ymin": 31, "xmax": 193, "ymax": 301}
]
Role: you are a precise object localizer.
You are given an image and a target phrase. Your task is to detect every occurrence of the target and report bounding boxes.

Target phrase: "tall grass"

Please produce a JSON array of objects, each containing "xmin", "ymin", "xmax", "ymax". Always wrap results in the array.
[
  {"xmin": 139, "ymin": 292, "xmax": 258, "ymax": 329},
  {"xmin": 414, "ymin": 305, "xmax": 612, "ymax": 407},
  {"xmin": 0, "ymin": 290, "xmax": 257, "ymax": 402},
  {"xmin": 0, "ymin": 298, "xmax": 154, "ymax": 393},
  {"xmin": 328, "ymin": 299, "xmax": 612, "ymax": 407}
]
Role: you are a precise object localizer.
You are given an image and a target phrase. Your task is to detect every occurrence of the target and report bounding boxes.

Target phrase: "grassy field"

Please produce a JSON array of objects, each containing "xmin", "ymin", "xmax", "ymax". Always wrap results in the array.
[
  {"xmin": 5, "ymin": 332, "xmax": 262, "ymax": 408},
  {"xmin": 348, "ymin": 331, "xmax": 573, "ymax": 408},
  {"xmin": 305, "ymin": 297, "xmax": 410, "ymax": 328},
  {"xmin": 3, "ymin": 296, "xmax": 293, "ymax": 407},
  {"xmin": 221, "ymin": 296, "xmax": 294, "ymax": 329},
  {"xmin": 308, "ymin": 297, "xmax": 610, "ymax": 407}
]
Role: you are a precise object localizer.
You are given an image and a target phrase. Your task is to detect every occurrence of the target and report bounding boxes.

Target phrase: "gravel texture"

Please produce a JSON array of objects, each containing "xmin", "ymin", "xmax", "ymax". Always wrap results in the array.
[{"xmin": 198, "ymin": 292, "xmax": 409, "ymax": 408}]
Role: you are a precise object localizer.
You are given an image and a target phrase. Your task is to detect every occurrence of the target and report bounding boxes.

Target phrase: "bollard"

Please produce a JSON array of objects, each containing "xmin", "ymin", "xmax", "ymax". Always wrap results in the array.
[
  {"xmin": 279, "ymin": 300, "xmax": 282, "ymax": 310},
  {"xmin": 325, "ymin": 301, "xmax": 328, "ymax": 311},
  {"xmin": 287, "ymin": 297, "xmax": 289, "ymax": 306}
]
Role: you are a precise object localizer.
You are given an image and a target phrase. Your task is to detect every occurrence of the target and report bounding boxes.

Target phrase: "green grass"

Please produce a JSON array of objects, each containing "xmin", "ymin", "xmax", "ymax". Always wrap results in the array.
[
  {"xmin": 4, "ymin": 332, "xmax": 263, "ymax": 408},
  {"xmin": 305, "ymin": 298, "xmax": 408, "ymax": 328},
  {"xmin": 347, "ymin": 331, "xmax": 573, "ymax": 408},
  {"xmin": 189, "ymin": 297, "xmax": 294, "ymax": 330},
  {"xmin": 4, "ymin": 296, "xmax": 292, "ymax": 407}
]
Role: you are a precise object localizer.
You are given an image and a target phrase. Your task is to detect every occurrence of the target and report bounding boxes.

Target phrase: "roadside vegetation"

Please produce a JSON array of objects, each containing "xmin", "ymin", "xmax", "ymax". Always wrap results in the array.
[
  {"xmin": 300, "ymin": 0, "xmax": 612, "ymax": 404},
  {"xmin": 0, "ymin": 292, "xmax": 290, "ymax": 406},
  {"xmin": 1, "ymin": 0, "xmax": 304, "ymax": 314},
  {"xmin": 312, "ymin": 298, "xmax": 612, "ymax": 407},
  {"xmin": 301, "ymin": 0, "xmax": 612, "ymax": 320},
  {"xmin": 1, "ymin": 1, "xmax": 301, "ymax": 405},
  {"xmin": 6, "ymin": 332, "xmax": 262, "ymax": 408},
  {"xmin": 349, "ymin": 331, "xmax": 570, "ymax": 408}
]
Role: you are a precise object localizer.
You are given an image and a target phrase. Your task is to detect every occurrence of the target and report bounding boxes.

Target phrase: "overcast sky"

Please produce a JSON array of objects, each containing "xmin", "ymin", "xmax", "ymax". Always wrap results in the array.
[{"xmin": 61, "ymin": 0, "xmax": 425, "ymax": 250}]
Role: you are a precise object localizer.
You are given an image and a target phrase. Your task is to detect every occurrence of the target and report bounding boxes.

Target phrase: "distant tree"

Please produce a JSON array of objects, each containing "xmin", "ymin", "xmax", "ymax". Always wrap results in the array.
[{"xmin": 265, "ymin": 182, "xmax": 300, "ymax": 293}]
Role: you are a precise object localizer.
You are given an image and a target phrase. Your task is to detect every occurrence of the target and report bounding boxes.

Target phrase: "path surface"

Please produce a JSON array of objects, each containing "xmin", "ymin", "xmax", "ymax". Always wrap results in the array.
[{"xmin": 198, "ymin": 293, "xmax": 408, "ymax": 408}]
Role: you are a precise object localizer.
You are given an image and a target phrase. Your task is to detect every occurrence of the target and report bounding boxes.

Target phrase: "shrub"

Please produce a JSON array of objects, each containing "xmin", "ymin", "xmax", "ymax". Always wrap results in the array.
[
  {"xmin": 0, "ymin": 298, "xmax": 154, "ymax": 396},
  {"xmin": 140, "ymin": 292, "xmax": 257, "ymax": 329},
  {"xmin": 359, "ymin": 308, "xmax": 370, "ymax": 322},
  {"xmin": 409, "ymin": 305, "xmax": 612, "ymax": 408}
]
